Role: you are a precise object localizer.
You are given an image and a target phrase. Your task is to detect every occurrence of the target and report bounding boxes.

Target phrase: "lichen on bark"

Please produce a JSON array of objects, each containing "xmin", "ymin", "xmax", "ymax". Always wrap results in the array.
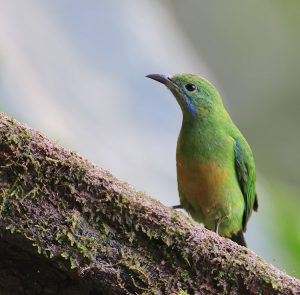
[{"xmin": 0, "ymin": 113, "xmax": 299, "ymax": 295}]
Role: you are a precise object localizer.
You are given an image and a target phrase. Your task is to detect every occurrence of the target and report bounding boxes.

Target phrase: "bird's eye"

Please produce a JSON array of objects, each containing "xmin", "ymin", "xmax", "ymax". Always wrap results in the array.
[{"xmin": 185, "ymin": 83, "xmax": 197, "ymax": 92}]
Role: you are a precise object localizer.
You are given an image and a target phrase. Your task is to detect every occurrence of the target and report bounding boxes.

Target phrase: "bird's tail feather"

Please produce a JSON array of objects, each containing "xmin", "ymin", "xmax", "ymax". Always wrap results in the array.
[{"xmin": 231, "ymin": 231, "xmax": 247, "ymax": 247}]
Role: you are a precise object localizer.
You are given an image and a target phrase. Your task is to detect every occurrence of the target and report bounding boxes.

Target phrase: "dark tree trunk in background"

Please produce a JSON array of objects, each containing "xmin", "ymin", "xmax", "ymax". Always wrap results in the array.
[{"xmin": 0, "ymin": 113, "xmax": 299, "ymax": 295}]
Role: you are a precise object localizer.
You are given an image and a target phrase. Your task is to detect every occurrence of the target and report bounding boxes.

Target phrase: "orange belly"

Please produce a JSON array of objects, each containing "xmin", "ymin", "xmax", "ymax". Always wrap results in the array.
[{"xmin": 177, "ymin": 156, "xmax": 234, "ymax": 229}]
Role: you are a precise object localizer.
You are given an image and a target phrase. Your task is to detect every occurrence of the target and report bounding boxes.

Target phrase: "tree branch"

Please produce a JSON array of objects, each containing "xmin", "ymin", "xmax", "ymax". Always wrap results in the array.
[{"xmin": 0, "ymin": 113, "xmax": 299, "ymax": 295}]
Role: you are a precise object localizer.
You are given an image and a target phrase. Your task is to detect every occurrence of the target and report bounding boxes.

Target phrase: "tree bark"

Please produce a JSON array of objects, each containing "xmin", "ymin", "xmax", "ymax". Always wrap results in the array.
[{"xmin": 0, "ymin": 113, "xmax": 299, "ymax": 295}]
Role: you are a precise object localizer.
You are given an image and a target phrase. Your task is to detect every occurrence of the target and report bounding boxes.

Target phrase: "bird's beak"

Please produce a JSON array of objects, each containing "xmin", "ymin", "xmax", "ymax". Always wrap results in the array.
[{"xmin": 146, "ymin": 74, "xmax": 176, "ymax": 89}]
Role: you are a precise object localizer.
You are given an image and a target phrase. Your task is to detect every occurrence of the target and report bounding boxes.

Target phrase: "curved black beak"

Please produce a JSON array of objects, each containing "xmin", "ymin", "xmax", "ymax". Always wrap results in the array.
[
  {"xmin": 146, "ymin": 74, "xmax": 170, "ymax": 84},
  {"xmin": 146, "ymin": 74, "xmax": 177, "ymax": 91}
]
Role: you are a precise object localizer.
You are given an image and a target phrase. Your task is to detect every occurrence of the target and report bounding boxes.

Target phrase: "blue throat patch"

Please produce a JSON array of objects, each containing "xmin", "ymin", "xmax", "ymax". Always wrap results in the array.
[{"xmin": 183, "ymin": 93, "xmax": 197, "ymax": 116}]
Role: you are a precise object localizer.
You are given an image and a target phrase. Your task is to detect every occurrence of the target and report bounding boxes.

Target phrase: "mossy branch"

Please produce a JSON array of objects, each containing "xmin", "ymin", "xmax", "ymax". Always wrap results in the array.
[{"xmin": 0, "ymin": 113, "xmax": 299, "ymax": 295}]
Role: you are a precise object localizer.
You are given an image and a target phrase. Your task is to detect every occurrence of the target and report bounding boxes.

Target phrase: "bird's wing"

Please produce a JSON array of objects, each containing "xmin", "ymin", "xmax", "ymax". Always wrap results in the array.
[{"xmin": 234, "ymin": 139, "xmax": 258, "ymax": 231}]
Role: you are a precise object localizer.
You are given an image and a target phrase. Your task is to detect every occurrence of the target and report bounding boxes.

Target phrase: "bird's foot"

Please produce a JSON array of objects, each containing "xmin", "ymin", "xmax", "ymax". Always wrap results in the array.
[
  {"xmin": 171, "ymin": 204, "xmax": 182, "ymax": 209},
  {"xmin": 214, "ymin": 220, "xmax": 220, "ymax": 234}
]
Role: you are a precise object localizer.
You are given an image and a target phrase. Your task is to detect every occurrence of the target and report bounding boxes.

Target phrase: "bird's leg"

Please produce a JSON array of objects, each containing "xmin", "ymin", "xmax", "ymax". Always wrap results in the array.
[
  {"xmin": 214, "ymin": 220, "xmax": 220, "ymax": 234},
  {"xmin": 171, "ymin": 204, "xmax": 182, "ymax": 209}
]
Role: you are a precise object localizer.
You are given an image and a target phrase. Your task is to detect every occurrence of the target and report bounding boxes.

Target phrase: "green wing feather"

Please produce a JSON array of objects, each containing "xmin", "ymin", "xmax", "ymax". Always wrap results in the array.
[{"xmin": 234, "ymin": 139, "xmax": 258, "ymax": 231}]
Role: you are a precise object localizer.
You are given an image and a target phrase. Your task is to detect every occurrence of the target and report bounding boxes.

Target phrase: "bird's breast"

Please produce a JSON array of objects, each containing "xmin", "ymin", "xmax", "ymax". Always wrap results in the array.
[
  {"xmin": 177, "ymin": 156, "xmax": 230, "ymax": 200},
  {"xmin": 176, "ymin": 154, "xmax": 236, "ymax": 224}
]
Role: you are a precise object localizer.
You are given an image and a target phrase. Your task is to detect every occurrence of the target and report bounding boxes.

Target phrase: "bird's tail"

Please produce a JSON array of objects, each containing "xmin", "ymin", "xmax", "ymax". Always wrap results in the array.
[{"xmin": 231, "ymin": 231, "xmax": 247, "ymax": 247}]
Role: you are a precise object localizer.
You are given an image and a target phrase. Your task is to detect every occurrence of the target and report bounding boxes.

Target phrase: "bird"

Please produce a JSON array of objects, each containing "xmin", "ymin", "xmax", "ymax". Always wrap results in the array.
[{"xmin": 146, "ymin": 73, "xmax": 258, "ymax": 247}]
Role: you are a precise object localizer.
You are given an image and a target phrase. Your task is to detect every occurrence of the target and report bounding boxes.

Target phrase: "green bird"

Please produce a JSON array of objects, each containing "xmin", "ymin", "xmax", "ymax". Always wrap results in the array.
[{"xmin": 146, "ymin": 73, "xmax": 258, "ymax": 247}]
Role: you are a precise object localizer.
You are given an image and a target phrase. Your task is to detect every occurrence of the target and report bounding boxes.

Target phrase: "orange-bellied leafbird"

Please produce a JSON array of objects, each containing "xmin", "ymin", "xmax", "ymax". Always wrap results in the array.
[{"xmin": 147, "ymin": 73, "xmax": 258, "ymax": 247}]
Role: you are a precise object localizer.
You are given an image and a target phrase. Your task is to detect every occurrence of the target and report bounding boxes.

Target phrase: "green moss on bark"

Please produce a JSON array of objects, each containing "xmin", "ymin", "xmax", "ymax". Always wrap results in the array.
[{"xmin": 0, "ymin": 113, "xmax": 299, "ymax": 295}]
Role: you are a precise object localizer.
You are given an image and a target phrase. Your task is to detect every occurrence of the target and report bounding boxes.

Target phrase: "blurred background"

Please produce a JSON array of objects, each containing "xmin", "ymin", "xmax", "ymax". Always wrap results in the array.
[{"xmin": 0, "ymin": 0, "xmax": 299, "ymax": 278}]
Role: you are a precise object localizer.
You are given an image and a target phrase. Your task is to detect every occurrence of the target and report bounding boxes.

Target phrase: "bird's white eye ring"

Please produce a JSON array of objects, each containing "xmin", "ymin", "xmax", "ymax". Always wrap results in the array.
[{"xmin": 185, "ymin": 83, "xmax": 197, "ymax": 92}]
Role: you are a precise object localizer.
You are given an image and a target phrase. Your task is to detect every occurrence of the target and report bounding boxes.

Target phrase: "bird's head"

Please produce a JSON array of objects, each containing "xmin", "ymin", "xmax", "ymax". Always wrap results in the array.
[{"xmin": 146, "ymin": 73, "xmax": 223, "ymax": 120}]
